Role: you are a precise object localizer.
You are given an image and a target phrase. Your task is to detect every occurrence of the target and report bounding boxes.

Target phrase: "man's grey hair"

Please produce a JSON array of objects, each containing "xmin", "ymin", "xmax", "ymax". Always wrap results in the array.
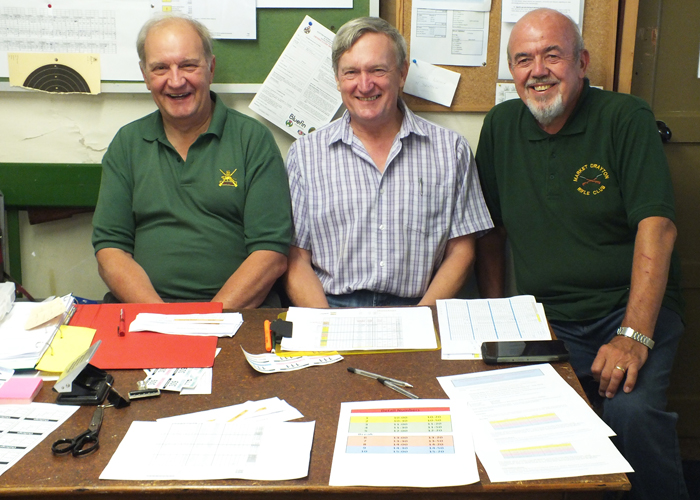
[
  {"xmin": 136, "ymin": 14, "xmax": 214, "ymax": 69},
  {"xmin": 332, "ymin": 17, "xmax": 407, "ymax": 75},
  {"xmin": 507, "ymin": 8, "xmax": 585, "ymax": 63}
]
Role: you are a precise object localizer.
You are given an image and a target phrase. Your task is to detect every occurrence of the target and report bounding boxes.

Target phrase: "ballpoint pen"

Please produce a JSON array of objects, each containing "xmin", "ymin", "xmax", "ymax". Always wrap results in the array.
[
  {"xmin": 347, "ymin": 367, "xmax": 413, "ymax": 388},
  {"xmin": 118, "ymin": 309, "xmax": 126, "ymax": 337},
  {"xmin": 379, "ymin": 379, "xmax": 419, "ymax": 399}
]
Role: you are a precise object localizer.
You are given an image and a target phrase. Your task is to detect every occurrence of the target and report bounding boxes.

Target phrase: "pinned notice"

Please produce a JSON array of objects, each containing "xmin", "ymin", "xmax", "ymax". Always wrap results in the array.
[{"xmin": 403, "ymin": 59, "xmax": 461, "ymax": 107}]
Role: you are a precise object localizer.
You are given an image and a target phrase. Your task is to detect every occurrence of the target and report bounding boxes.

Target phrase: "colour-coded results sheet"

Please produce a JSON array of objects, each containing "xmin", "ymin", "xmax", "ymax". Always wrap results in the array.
[{"xmin": 329, "ymin": 400, "xmax": 478, "ymax": 487}]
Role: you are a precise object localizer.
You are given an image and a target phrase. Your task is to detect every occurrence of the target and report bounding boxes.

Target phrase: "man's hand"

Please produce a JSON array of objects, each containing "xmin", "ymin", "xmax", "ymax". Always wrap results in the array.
[{"xmin": 591, "ymin": 336, "xmax": 649, "ymax": 398}]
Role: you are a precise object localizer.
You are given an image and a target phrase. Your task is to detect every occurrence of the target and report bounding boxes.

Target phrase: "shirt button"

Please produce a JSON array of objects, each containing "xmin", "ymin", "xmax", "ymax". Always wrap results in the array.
[
  {"xmin": 549, "ymin": 174, "xmax": 555, "ymax": 179},
  {"xmin": 345, "ymin": 286, "xmax": 352, "ymax": 293},
  {"xmin": 379, "ymin": 224, "xmax": 384, "ymax": 230},
  {"xmin": 379, "ymin": 188, "xmax": 384, "ymax": 194},
  {"xmin": 380, "ymin": 261, "xmax": 385, "ymax": 267}
]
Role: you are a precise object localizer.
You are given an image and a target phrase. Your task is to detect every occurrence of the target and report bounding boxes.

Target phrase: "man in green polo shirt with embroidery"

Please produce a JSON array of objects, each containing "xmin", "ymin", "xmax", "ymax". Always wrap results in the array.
[
  {"xmin": 92, "ymin": 14, "xmax": 291, "ymax": 308},
  {"xmin": 475, "ymin": 8, "xmax": 686, "ymax": 500}
]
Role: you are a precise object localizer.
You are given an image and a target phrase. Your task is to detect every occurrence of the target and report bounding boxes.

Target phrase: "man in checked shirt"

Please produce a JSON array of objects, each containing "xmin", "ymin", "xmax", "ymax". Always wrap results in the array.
[{"xmin": 283, "ymin": 17, "xmax": 493, "ymax": 308}]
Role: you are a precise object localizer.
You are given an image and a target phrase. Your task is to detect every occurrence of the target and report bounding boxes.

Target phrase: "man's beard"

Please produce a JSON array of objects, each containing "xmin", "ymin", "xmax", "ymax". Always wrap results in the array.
[{"xmin": 525, "ymin": 85, "xmax": 565, "ymax": 126}]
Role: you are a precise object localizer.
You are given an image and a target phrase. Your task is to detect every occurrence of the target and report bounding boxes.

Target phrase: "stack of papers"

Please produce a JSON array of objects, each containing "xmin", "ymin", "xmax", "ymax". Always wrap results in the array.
[
  {"xmin": 437, "ymin": 296, "xmax": 551, "ymax": 359},
  {"xmin": 101, "ymin": 398, "xmax": 313, "ymax": 481},
  {"xmin": 0, "ymin": 295, "xmax": 75, "ymax": 369},
  {"xmin": 282, "ymin": 307, "xmax": 437, "ymax": 352},
  {"xmin": 129, "ymin": 313, "xmax": 243, "ymax": 337},
  {"xmin": 438, "ymin": 364, "xmax": 632, "ymax": 482}
]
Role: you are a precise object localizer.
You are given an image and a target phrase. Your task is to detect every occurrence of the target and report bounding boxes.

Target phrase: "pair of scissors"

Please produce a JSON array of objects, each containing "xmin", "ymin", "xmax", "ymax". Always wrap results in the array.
[{"xmin": 51, "ymin": 405, "xmax": 107, "ymax": 457}]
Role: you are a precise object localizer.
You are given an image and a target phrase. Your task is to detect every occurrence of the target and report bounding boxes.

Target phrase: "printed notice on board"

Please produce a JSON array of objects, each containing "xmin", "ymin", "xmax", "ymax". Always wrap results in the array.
[{"xmin": 249, "ymin": 16, "xmax": 342, "ymax": 139}]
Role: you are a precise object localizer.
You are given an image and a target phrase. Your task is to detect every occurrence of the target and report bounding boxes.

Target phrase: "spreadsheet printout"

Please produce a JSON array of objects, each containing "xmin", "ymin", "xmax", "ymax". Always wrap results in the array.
[
  {"xmin": 437, "ymin": 296, "xmax": 551, "ymax": 359},
  {"xmin": 283, "ymin": 307, "xmax": 437, "ymax": 352},
  {"xmin": 329, "ymin": 399, "xmax": 478, "ymax": 487},
  {"xmin": 100, "ymin": 421, "xmax": 315, "ymax": 481}
]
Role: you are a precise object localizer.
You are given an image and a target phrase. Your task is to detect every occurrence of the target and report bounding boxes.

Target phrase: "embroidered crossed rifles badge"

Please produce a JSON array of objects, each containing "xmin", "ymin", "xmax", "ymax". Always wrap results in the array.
[{"xmin": 219, "ymin": 169, "xmax": 238, "ymax": 187}]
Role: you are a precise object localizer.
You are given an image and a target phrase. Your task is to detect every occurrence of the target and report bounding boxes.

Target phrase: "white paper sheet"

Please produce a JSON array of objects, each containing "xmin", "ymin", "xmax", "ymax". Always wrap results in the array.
[
  {"xmin": 403, "ymin": 58, "xmax": 461, "ymax": 107},
  {"xmin": 437, "ymin": 296, "xmax": 551, "ymax": 359},
  {"xmin": 156, "ymin": 0, "xmax": 256, "ymax": 39},
  {"xmin": 410, "ymin": 3, "xmax": 489, "ymax": 67},
  {"xmin": 129, "ymin": 313, "xmax": 243, "ymax": 337},
  {"xmin": 0, "ymin": 403, "xmax": 79, "ymax": 477},
  {"xmin": 242, "ymin": 347, "xmax": 344, "ymax": 373},
  {"xmin": 100, "ymin": 420, "xmax": 315, "ymax": 481},
  {"xmin": 249, "ymin": 16, "xmax": 342, "ymax": 138},
  {"xmin": 257, "ymin": 0, "xmax": 352, "ymax": 6},
  {"xmin": 438, "ymin": 364, "xmax": 632, "ymax": 482},
  {"xmin": 0, "ymin": 295, "xmax": 75, "ymax": 370},
  {"xmin": 501, "ymin": 0, "xmax": 582, "ymax": 24},
  {"xmin": 0, "ymin": 0, "xmax": 152, "ymax": 81},
  {"xmin": 329, "ymin": 399, "xmax": 479, "ymax": 487},
  {"xmin": 157, "ymin": 397, "xmax": 303, "ymax": 424},
  {"xmin": 282, "ymin": 306, "xmax": 437, "ymax": 352},
  {"xmin": 495, "ymin": 82, "xmax": 519, "ymax": 104},
  {"xmin": 415, "ymin": 0, "xmax": 491, "ymax": 10}
]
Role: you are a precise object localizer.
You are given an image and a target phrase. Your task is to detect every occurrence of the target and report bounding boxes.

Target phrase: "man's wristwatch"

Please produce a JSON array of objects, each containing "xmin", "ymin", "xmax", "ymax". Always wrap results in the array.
[{"xmin": 616, "ymin": 327, "xmax": 655, "ymax": 350}]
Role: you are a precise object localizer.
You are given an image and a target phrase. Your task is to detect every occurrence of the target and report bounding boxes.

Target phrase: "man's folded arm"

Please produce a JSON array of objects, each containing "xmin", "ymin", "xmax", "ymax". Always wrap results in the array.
[
  {"xmin": 212, "ymin": 250, "xmax": 288, "ymax": 310},
  {"xmin": 283, "ymin": 246, "xmax": 329, "ymax": 308},
  {"xmin": 96, "ymin": 247, "xmax": 164, "ymax": 303},
  {"xmin": 418, "ymin": 234, "xmax": 476, "ymax": 306}
]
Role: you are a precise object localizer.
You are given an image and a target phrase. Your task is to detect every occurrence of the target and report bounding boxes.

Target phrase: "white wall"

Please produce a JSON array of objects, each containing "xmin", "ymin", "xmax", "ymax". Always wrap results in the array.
[{"xmin": 0, "ymin": 90, "xmax": 486, "ymax": 300}]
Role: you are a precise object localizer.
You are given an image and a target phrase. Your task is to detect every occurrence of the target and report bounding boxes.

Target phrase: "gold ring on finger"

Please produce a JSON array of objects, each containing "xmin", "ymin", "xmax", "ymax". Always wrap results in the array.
[{"xmin": 614, "ymin": 365, "xmax": 626, "ymax": 373}]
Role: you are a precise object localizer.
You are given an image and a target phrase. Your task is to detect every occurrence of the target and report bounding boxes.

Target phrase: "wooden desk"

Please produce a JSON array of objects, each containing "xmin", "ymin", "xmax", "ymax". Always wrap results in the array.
[{"xmin": 2, "ymin": 308, "xmax": 630, "ymax": 499}]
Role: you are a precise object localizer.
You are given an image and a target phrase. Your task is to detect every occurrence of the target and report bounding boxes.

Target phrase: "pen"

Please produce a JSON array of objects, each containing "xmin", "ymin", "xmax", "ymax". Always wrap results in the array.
[
  {"xmin": 347, "ymin": 367, "xmax": 413, "ymax": 388},
  {"xmin": 264, "ymin": 320, "xmax": 272, "ymax": 352},
  {"xmin": 380, "ymin": 379, "xmax": 419, "ymax": 399},
  {"xmin": 118, "ymin": 309, "xmax": 126, "ymax": 337}
]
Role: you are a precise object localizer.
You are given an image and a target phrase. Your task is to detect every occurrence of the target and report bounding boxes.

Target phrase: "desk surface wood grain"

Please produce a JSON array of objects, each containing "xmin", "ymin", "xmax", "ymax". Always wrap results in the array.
[{"xmin": 2, "ymin": 307, "xmax": 630, "ymax": 499}]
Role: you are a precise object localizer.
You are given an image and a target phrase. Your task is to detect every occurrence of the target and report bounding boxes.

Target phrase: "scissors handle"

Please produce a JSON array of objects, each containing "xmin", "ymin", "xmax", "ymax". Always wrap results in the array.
[
  {"xmin": 72, "ymin": 432, "xmax": 99, "ymax": 456},
  {"xmin": 51, "ymin": 437, "xmax": 78, "ymax": 456}
]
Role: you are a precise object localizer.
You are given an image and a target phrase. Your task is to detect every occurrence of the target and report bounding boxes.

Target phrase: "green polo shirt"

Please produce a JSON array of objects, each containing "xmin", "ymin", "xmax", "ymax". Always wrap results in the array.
[
  {"xmin": 92, "ymin": 92, "xmax": 292, "ymax": 301},
  {"xmin": 476, "ymin": 79, "xmax": 682, "ymax": 321}
]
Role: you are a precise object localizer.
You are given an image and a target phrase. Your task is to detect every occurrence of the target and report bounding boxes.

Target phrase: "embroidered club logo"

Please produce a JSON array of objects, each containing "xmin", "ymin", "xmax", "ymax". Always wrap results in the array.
[
  {"xmin": 285, "ymin": 120, "xmax": 293, "ymax": 127},
  {"xmin": 573, "ymin": 163, "xmax": 609, "ymax": 196},
  {"xmin": 219, "ymin": 169, "xmax": 238, "ymax": 187}
]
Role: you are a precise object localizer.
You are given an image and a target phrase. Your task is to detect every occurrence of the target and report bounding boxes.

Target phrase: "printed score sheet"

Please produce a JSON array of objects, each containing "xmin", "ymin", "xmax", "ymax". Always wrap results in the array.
[
  {"xmin": 329, "ymin": 399, "xmax": 478, "ymax": 487},
  {"xmin": 282, "ymin": 306, "xmax": 437, "ymax": 352},
  {"xmin": 437, "ymin": 295, "xmax": 551, "ymax": 359},
  {"xmin": 100, "ymin": 420, "xmax": 315, "ymax": 481}
]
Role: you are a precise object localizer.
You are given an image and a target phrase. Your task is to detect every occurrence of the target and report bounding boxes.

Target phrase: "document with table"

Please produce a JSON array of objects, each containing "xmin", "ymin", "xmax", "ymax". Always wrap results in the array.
[
  {"xmin": 329, "ymin": 399, "xmax": 479, "ymax": 487},
  {"xmin": 100, "ymin": 396, "xmax": 314, "ymax": 481},
  {"xmin": 282, "ymin": 306, "xmax": 437, "ymax": 352},
  {"xmin": 437, "ymin": 295, "xmax": 552, "ymax": 359}
]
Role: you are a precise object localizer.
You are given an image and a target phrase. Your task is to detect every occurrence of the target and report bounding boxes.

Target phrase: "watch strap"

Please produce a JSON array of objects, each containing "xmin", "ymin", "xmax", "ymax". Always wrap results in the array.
[{"xmin": 616, "ymin": 327, "xmax": 655, "ymax": 350}]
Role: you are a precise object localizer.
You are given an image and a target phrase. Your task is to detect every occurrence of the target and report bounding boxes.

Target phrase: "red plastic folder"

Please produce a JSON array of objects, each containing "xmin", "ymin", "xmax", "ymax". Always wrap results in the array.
[{"xmin": 69, "ymin": 303, "xmax": 221, "ymax": 369}]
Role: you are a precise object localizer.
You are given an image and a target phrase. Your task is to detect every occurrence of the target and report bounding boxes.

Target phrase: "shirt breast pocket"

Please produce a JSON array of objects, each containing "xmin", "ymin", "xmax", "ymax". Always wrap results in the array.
[{"xmin": 403, "ymin": 182, "xmax": 449, "ymax": 235}]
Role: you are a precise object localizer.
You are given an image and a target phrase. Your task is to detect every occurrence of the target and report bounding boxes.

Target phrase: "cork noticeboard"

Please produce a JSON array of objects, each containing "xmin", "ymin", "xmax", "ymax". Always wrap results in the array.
[{"xmin": 382, "ymin": 0, "xmax": 619, "ymax": 112}]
